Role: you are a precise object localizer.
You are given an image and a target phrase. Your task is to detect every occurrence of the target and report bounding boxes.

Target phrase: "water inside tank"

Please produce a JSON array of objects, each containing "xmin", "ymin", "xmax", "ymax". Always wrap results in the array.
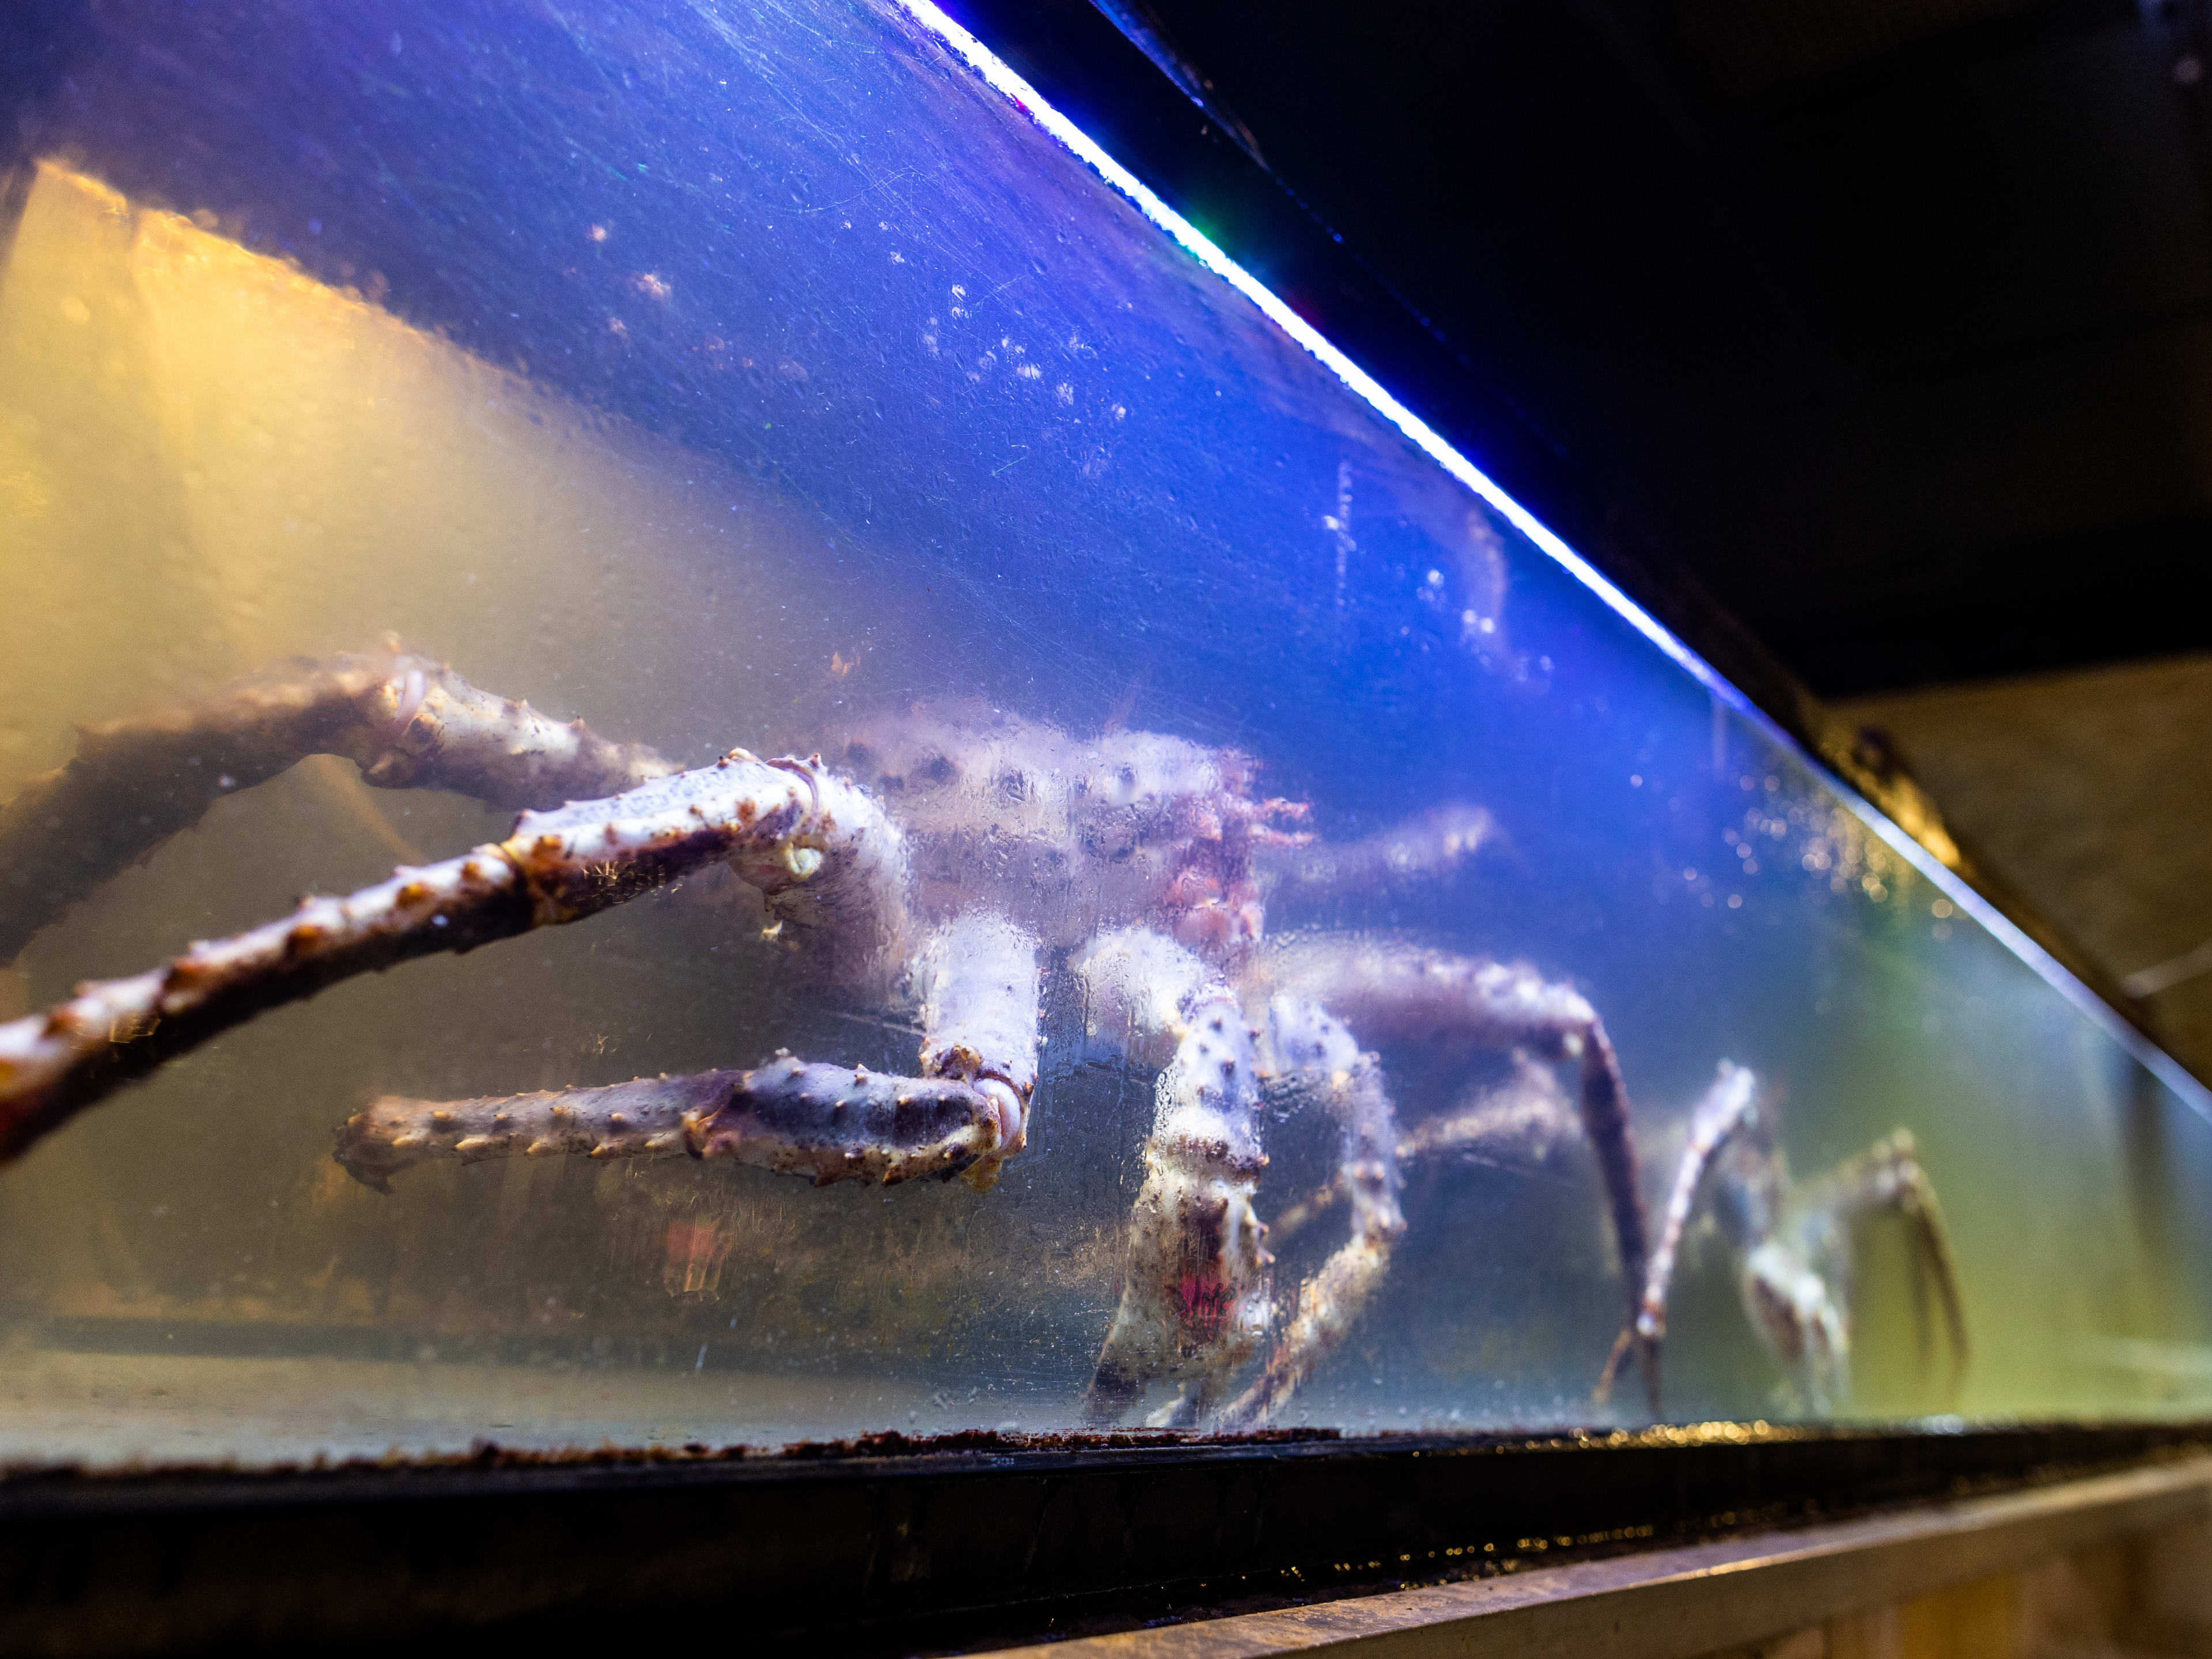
[{"xmin": 1, "ymin": 0, "xmax": 2208, "ymax": 1469}]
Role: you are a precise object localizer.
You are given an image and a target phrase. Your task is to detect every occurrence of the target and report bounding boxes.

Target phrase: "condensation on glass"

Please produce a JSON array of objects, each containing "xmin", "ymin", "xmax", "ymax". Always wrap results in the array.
[{"xmin": 0, "ymin": 1, "xmax": 2206, "ymax": 1469}]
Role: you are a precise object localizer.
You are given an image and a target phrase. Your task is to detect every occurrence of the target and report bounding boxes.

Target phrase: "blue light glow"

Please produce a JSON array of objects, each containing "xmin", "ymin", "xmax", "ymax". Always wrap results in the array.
[{"xmin": 893, "ymin": 0, "xmax": 2212, "ymax": 1120}]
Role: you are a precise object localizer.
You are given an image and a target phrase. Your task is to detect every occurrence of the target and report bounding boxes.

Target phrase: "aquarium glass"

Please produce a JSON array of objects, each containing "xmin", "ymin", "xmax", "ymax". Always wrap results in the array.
[{"xmin": 2, "ymin": 0, "xmax": 2209, "ymax": 1469}]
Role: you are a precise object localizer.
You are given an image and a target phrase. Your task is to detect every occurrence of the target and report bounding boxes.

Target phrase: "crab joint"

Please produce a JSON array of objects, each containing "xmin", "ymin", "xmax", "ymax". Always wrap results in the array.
[{"xmin": 914, "ymin": 914, "xmax": 1043, "ymax": 1185}]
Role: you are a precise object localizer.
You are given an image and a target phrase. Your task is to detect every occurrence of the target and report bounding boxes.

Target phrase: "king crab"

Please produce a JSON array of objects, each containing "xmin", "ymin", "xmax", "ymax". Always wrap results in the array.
[
  {"xmin": 1622, "ymin": 1064, "xmax": 1968, "ymax": 1411},
  {"xmin": 1264, "ymin": 1059, "xmax": 1968, "ymax": 1413},
  {"xmin": 0, "ymin": 646, "xmax": 1907, "ymax": 1427}
]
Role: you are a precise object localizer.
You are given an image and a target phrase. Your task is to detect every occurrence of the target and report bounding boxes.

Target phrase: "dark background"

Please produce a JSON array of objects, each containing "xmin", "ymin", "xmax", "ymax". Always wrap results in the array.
[{"xmin": 988, "ymin": 0, "xmax": 2212, "ymax": 698}]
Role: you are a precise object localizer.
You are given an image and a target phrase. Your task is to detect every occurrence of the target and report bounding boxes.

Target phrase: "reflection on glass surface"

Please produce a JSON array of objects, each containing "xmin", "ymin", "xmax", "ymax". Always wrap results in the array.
[{"xmin": 0, "ymin": 1, "xmax": 2207, "ymax": 1469}]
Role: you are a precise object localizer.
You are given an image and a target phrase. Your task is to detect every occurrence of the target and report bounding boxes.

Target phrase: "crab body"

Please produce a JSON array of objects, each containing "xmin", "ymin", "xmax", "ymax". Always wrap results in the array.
[{"xmin": 830, "ymin": 700, "xmax": 1291, "ymax": 956}]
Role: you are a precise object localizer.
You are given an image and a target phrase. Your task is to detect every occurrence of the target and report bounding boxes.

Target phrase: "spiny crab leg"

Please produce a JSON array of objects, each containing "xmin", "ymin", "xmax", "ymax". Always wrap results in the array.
[
  {"xmin": 1399, "ymin": 1053, "xmax": 1578, "ymax": 1162},
  {"xmin": 1597, "ymin": 1062, "xmax": 1759, "ymax": 1403},
  {"xmin": 1073, "ymin": 929, "xmax": 1273, "ymax": 1426},
  {"xmin": 0, "ymin": 750, "xmax": 912, "ymax": 1164},
  {"xmin": 336, "ymin": 1062, "xmax": 1005, "ymax": 1193},
  {"xmin": 340, "ymin": 911, "xmax": 1043, "ymax": 1195},
  {"xmin": 1854, "ymin": 1133, "xmax": 1968, "ymax": 1378},
  {"xmin": 1213, "ymin": 995, "xmax": 1406, "ymax": 1431},
  {"xmin": 912, "ymin": 912, "xmax": 1041, "ymax": 1177},
  {"xmin": 1244, "ymin": 938, "xmax": 1655, "ymax": 1403},
  {"xmin": 1766, "ymin": 1128, "xmax": 1969, "ymax": 1402},
  {"xmin": 1263, "ymin": 1054, "xmax": 1574, "ymax": 1249},
  {"xmin": 0, "ymin": 649, "xmax": 674, "ymax": 962},
  {"xmin": 1255, "ymin": 803, "xmax": 1497, "ymax": 902}
]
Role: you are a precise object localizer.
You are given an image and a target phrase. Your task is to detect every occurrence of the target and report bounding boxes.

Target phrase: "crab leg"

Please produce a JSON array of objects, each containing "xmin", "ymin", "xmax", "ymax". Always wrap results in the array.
[
  {"xmin": 0, "ymin": 650, "xmax": 674, "ymax": 962},
  {"xmin": 1399, "ymin": 1054, "xmax": 1579, "ymax": 1165},
  {"xmin": 1245, "ymin": 939, "xmax": 1654, "ymax": 1397},
  {"xmin": 1256, "ymin": 803, "xmax": 1496, "ymax": 901},
  {"xmin": 1783, "ymin": 1130, "xmax": 1969, "ymax": 1385},
  {"xmin": 339, "ymin": 911, "xmax": 1043, "ymax": 1196},
  {"xmin": 1597, "ymin": 1062, "xmax": 1760, "ymax": 1402},
  {"xmin": 336, "ymin": 1061, "xmax": 1006, "ymax": 1192},
  {"xmin": 1213, "ymin": 996, "xmax": 1406, "ymax": 1430},
  {"xmin": 0, "ymin": 752, "xmax": 910, "ymax": 1164},
  {"xmin": 1073, "ymin": 929, "xmax": 1272, "ymax": 1425},
  {"xmin": 1265, "ymin": 1054, "xmax": 1573, "ymax": 1249},
  {"xmin": 912, "ymin": 912, "xmax": 1042, "ymax": 1181}
]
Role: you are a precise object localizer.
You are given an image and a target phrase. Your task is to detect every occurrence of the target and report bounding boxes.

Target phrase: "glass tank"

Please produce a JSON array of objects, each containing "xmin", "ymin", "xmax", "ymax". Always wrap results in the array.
[{"xmin": 1, "ymin": 0, "xmax": 2207, "ymax": 1472}]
